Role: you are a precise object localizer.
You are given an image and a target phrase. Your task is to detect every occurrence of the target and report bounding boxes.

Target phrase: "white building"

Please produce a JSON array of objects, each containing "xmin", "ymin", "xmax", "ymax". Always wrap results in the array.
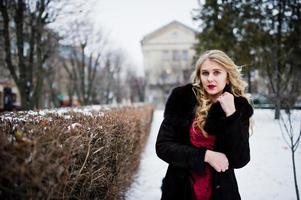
[{"xmin": 141, "ymin": 20, "xmax": 197, "ymax": 107}]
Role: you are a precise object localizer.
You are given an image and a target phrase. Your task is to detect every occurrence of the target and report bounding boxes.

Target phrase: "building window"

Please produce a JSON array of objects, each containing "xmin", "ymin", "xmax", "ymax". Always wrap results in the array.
[
  {"xmin": 162, "ymin": 50, "xmax": 169, "ymax": 61},
  {"xmin": 182, "ymin": 50, "xmax": 189, "ymax": 61},
  {"xmin": 172, "ymin": 50, "xmax": 180, "ymax": 61}
]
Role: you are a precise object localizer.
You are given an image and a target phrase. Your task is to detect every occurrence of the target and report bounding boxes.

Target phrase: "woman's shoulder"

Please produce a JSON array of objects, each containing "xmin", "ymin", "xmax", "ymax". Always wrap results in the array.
[
  {"xmin": 164, "ymin": 83, "xmax": 197, "ymax": 117},
  {"xmin": 170, "ymin": 83, "xmax": 193, "ymax": 94},
  {"xmin": 166, "ymin": 83, "xmax": 195, "ymax": 102}
]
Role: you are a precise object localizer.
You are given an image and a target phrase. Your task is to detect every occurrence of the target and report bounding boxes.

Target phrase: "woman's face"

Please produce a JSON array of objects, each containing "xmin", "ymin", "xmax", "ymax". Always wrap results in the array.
[{"xmin": 200, "ymin": 59, "xmax": 228, "ymax": 98}]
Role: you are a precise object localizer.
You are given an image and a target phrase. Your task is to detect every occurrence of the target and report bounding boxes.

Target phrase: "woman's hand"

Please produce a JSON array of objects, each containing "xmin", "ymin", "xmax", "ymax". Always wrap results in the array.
[
  {"xmin": 217, "ymin": 92, "xmax": 236, "ymax": 117},
  {"xmin": 204, "ymin": 150, "xmax": 229, "ymax": 172}
]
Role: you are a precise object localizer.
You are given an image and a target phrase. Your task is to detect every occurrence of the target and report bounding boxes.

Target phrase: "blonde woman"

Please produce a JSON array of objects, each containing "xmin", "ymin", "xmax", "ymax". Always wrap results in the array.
[{"xmin": 156, "ymin": 50, "xmax": 253, "ymax": 200}]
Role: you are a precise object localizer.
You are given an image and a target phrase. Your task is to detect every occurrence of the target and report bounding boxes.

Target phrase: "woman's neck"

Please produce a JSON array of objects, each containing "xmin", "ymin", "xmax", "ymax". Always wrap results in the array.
[{"xmin": 209, "ymin": 92, "xmax": 222, "ymax": 103}]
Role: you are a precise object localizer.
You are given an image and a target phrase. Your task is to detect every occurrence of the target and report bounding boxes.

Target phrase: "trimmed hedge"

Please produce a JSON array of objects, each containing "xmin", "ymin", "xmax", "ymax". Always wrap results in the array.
[{"xmin": 0, "ymin": 104, "xmax": 154, "ymax": 199}]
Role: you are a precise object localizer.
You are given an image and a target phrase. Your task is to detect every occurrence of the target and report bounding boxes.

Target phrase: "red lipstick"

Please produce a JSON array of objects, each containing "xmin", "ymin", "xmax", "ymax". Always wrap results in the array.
[{"xmin": 207, "ymin": 84, "xmax": 216, "ymax": 90}]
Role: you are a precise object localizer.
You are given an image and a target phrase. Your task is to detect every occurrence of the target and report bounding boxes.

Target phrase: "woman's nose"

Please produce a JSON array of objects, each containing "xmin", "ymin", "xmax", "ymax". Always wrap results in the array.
[{"xmin": 207, "ymin": 73, "xmax": 214, "ymax": 82}]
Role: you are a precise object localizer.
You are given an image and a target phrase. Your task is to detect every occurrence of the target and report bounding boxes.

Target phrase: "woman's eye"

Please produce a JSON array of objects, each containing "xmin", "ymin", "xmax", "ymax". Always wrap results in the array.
[
  {"xmin": 214, "ymin": 71, "xmax": 220, "ymax": 75},
  {"xmin": 201, "ymin": 71, "xmax": 209, "ymax": 76}
]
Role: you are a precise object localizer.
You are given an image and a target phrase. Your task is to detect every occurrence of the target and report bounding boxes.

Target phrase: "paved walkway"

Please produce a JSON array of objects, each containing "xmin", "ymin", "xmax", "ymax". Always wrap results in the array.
[{"xmin": 126, "ymin": 110, "xmax": 167, "ymax": 199}]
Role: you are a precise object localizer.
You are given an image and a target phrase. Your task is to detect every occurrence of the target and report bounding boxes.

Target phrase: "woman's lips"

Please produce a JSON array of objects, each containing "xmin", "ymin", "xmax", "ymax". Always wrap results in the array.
[{"xmin": 207, "ymin": 85, "xmax": 216, "ymax": 90}]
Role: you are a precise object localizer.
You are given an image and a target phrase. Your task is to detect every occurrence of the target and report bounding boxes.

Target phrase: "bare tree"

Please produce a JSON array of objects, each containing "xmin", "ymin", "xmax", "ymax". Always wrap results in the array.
[
  {"xmin": 0, "ymin": 29, "xmax": 11, "ymax": 80},
  {"xmin": 42, "ymin": 42, "xmax": 62, "ymax": 108},
  {"xmin": 126, "ymin": 69, "xmax": 145, "ymax": 102},
  {"xmin": 60, "ymin": 20, "xmax": 107, "ymax": 106},
  {"xmin": 97, "ymin": 50, "xmax": 126, "ymax": 104},
  {"xmin": 110, "ymin": 50, "xmax": 125, "ymax": 104},
  {"xmin": 279, "ymin": 108, "xmax": 301, "ymax": 200},
  {"xmin": 0, "ymin": 0, "xmax": 73, "ymax": 110},
  {"xmin": 0, "ymin": 0, "xmax": 95, "ymax": 110}
]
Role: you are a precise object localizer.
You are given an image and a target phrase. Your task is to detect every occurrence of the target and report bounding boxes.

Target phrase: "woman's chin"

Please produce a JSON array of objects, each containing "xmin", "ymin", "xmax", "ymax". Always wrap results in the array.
[
  {"xmin": 206, "ymin": 90, "xmax": 219, "ymax": 96},
  {"xmin": 205, "ymin": 90, "xmax": 223, "ymax": 101}
]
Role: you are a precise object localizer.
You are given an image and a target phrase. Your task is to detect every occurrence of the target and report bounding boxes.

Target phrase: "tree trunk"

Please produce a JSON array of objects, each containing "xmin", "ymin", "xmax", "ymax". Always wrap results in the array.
[
  {"xmin": 274, "ymin": 98, "xmax": 281, "ymax": 119},
  {"xmin": 19, "ymin": 82, "xmax": 32, "ymax": 110},
  {"xmin": 274, "ymin": 0, "xmax": 283, "ymax": 120},
  {"xmin": 247, "ymin": 70, "xmax": 252, "ymax": 93},
  {"xmin": 292, "ymin": 149, "xmax": 300, "ymax": 200}
]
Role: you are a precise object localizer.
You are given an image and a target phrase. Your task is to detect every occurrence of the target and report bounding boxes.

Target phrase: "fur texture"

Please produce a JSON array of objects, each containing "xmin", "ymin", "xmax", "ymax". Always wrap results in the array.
[{"xmin": 156, "ymin": 83, "xmax": 254, "ymax": 200}]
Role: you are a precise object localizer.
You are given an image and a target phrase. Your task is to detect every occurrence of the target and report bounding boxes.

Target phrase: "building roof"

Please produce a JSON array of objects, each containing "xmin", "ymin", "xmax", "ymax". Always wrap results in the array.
[{"xmin": 141, "ymin": 20, "xmax": 197, "ymax": 45}]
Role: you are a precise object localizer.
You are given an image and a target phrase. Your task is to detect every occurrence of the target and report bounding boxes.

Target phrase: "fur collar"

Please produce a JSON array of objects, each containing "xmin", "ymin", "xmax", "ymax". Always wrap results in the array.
[
  {"xmin": 204, "ymin": 95, "xmax": 253, "ymax": 135},
  {"xmin": 164, "ymin": 83, "xmax": 253, "ymax": 131}
]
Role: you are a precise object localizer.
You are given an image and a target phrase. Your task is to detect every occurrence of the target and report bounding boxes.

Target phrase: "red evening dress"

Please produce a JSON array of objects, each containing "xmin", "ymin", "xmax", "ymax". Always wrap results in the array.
[{"xmin": 189, "ymin": 119, "xmax": 216, "ymax": 200}]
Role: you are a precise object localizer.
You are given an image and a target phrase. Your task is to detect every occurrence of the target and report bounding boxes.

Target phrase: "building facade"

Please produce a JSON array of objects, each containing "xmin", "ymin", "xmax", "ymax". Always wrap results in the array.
[{"xmin": 141, "ymin": 20, "xmax": 197, "ymax": 107}]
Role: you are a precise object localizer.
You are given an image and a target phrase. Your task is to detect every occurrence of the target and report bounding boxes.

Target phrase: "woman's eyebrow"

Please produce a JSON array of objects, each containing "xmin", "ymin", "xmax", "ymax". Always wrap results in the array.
[{"xmin": 201, "ymin": 68, "xmax": 223, "ymax": 71}]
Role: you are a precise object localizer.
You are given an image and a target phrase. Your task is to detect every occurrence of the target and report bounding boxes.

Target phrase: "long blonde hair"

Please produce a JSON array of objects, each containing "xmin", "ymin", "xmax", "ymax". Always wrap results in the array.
[{"xmin": 191, "ymin": 50, "xmax": 248, "ymax": 137}]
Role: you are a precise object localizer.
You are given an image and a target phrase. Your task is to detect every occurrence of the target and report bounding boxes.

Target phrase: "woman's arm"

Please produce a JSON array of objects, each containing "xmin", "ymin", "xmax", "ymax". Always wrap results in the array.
[
  {"xmin": 157, "ymin": 118, "xmax": 230, "ymax": 173},
  {"xmin": 222, "ymin": 111, "xmax": 252, "ymax": 168},
  {"xmin": 156, "ymin": 118, "xmax": 207, "ymax": 175},
  {"xmin": 216, "ymin": 93, "xmax": 253, "ymax": 169},
  {"xmin": 155, "ymin": 85, "xmax": 207, "ymax": 175}
]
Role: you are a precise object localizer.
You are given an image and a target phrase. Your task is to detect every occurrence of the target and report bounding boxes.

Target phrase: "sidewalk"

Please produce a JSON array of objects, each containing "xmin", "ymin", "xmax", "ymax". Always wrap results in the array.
[{"xmin": 126, "ymin": 110, "xmax": 167, "ymax": 199}]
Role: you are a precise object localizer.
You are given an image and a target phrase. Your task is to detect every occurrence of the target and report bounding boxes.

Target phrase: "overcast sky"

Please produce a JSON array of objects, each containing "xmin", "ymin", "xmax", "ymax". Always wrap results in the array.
[{"xmin": 90, "ymin": 0, "xmax": 200, "ymax": 75}]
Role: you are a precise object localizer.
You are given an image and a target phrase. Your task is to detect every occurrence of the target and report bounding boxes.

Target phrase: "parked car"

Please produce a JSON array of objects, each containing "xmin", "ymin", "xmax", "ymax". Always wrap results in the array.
[{"xmin": 251, "ymin": 94, "xmax": 273, "ymax": 108}]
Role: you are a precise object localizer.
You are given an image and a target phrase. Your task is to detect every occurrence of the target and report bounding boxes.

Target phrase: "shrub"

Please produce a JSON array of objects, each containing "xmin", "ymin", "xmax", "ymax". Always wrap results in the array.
[{"xmin": 0, "ymin": 104, "xmax": 154, "ymax": 199}]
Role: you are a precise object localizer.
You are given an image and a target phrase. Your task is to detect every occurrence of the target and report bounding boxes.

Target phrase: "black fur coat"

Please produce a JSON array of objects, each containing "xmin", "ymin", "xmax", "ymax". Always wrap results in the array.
[{"xmin": 156, "ymin": 83, "xmax": 253, "ymax": 200}]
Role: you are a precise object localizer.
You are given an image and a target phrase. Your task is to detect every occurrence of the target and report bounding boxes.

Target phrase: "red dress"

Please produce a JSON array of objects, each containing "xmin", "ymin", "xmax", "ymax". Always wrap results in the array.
[{"xmin": 189, "ymin": 119, "xmax": 216, "ymax": 200}]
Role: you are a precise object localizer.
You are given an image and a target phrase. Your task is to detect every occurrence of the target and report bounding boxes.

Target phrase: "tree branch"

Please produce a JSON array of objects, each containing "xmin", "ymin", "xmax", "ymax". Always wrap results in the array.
[{"xmin": 0, "ymin": 0, "xmax": 18, "ymax": 83}]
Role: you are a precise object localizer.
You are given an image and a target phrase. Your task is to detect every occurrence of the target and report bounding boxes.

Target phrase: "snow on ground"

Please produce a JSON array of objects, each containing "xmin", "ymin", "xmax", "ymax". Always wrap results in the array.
[
  {"xmin": 125, "ymin": 110, "xmax": 168, "ymax": 200},
  {"xmin": 126, "ymin": 109, "xmax": 301, "ymax": 200}
]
